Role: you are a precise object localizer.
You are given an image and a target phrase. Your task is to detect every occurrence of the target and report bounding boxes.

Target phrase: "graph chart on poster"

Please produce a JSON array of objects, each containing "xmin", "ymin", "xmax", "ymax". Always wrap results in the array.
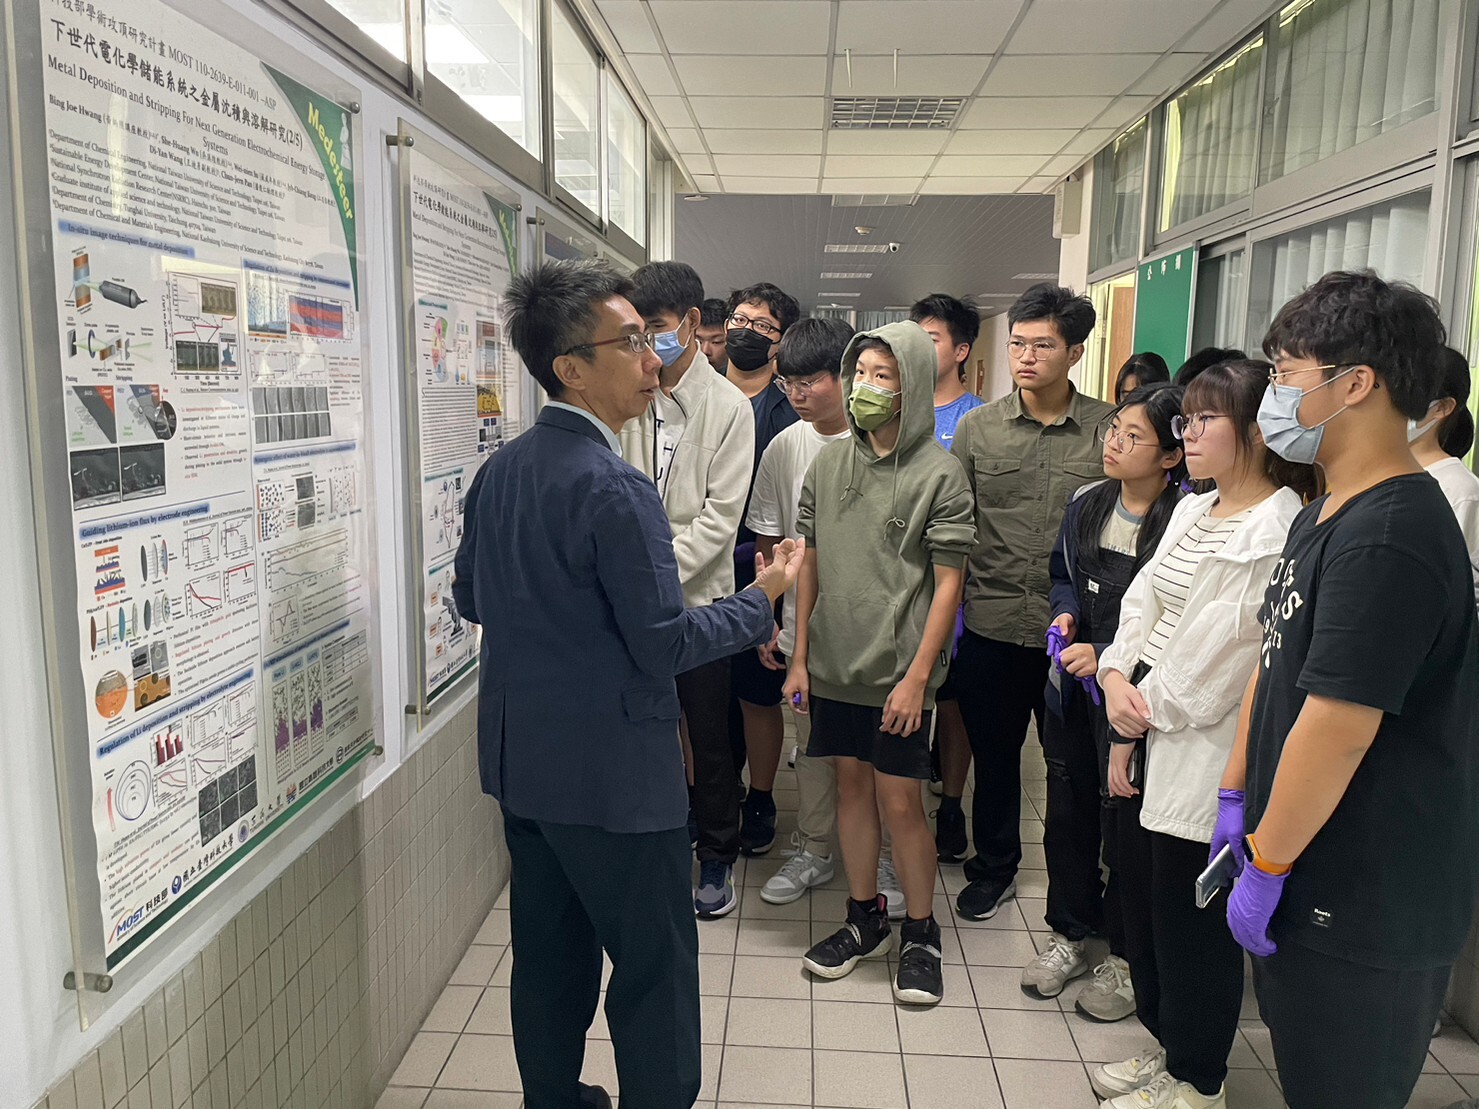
[{"xmin": 35, "ymin": 0, "xmax": 380, "ymax": 967}]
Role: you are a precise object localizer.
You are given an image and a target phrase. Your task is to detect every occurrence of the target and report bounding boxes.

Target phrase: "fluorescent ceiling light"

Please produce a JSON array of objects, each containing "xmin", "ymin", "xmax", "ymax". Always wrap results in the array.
[
  {"xmin": 818, "ymin": 292, "xmax": 861, "ymax": 297},
  {"xmin": 820, "ymin": 272, "xmax": 872, "ymax": 279},
  {"xmin": 427, "ymin": 23, "xmax": 489, "ymax": 65},
  {"xmin": 824, "ymin": 244, "xmax": 889, "ymax": 254}
]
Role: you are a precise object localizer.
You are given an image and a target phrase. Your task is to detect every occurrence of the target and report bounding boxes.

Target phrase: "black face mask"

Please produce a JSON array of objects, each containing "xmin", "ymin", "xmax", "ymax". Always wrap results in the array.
[{"xmin": 726, "ymin": 327, "xmax": 775, "ymax": 373}]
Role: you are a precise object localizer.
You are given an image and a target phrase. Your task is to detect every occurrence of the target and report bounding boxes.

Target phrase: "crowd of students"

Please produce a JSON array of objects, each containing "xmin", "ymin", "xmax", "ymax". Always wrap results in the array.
[{"xmin": 465, "ymin": 258, "xmax": 1479, "ymax": 1109}]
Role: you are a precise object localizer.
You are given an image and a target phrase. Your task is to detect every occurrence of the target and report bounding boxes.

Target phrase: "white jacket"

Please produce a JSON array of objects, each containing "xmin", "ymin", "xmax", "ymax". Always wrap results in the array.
[
  {"xmin": 619, "ymin": 350, "xmax": 755, "ymax": 608},
  {"xmin": 1099, "ymin": 488, "xmax": 1302, "ymax": 843}
]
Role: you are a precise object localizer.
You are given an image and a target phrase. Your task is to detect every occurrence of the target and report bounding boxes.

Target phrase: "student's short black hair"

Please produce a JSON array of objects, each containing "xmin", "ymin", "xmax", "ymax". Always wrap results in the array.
[
  {"xmin": 1007, "ymin": 283, "xmax": 1096, "ymax": 347},
  {"xmin": 1435, "ymin": 346, "xmax": 1475, "ymax": 460},
  {"xmin": 853, "ymin": 336, "xmax": 895, "ymax": 361},
  {"xmin": 777, "ymin": 317, "xmax": 855, "ymax": 379},
  {"xmin": 727, "ymin": 282, "xmax": 801, "ymax": 334},
  {"xmin": 1175, "ymin": 347, "xmax": 1246, "ymax": 386},
  {"xmin": 629, "ymin": 260, "xmax": 703, "ymax": 320},
  {"xmin": 909, "ymin": 294, "xmax": 982, "ymax": 357},
  {"xmin": 505, "ymin": 260, "xmax": 634, "ymax": 399},
  {"xmin": 1261, "ymin": 270, "xmax": 1447, "ymax": 420},
  {"xmin": 700, "ymin": 297, "xmax": 730, "ymax": 328},
  {"xmin": 1115, "ymin": 352, "xmax": 1171, "ymax": 401}
]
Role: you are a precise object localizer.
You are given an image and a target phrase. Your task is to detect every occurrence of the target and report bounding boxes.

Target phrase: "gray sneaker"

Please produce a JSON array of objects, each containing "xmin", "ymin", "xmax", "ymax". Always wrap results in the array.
[
  {"xmin": 1091, "ymin": 1047, "xmax": 1168, "ymax": 1100},
  {"xmin": 876, "ymin": 856, "xmax": 905, "ymax": 920},
  {"xmin": 1077, "ymin": 954, "xmax": 1137, "ymax": 1022},
  {"xmin": 761, "ymin": 835, "xmax": 835, "ymax": 904},
  {"xmin": 1020, "ymin": 932, "xmax": 1087, "ymax": 998},
  {"xmin": 694, "ymin": 861, "xmax": 738, "ymax": 919}
]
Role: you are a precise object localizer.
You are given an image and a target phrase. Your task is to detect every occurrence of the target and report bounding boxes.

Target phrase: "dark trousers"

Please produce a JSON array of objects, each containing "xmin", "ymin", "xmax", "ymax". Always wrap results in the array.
[
  {"xmin": 1253, "ymin": 941, "xmax": 1449, "ymax": 1109},
  {"xmin": 502, "ymin": 808, "xmax": 701, "ymax": 1109},
  {"xmin": 677, "ymin": 658, "xmax": 739, "ymax": 864},
  {"xmin": 1115, "ymin": 796, "xmax": 1243, "ymax": 1096},
  {"xmin": 954, "ymin": 631, "xmax": 1046, "ymax": 884},
  {"xmin": 1041, "ymin": 691, "xmax": 1106, "ymax": 941}
]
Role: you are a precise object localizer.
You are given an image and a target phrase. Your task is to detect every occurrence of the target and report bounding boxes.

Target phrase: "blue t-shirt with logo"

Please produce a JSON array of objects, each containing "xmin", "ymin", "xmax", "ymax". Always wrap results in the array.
[{"xmin": 934, "ymin": 392, "xmax": 986, "ymax": 451}]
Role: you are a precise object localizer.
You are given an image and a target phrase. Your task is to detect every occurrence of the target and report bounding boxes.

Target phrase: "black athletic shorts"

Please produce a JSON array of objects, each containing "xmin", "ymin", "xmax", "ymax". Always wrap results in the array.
[
  {"xmin": 732, "ymin": 644, "xmax": 786, "ymax": 706},
  {"xmin": 807, "ymin": 695, "xmax": 933, "ymax": 780}
]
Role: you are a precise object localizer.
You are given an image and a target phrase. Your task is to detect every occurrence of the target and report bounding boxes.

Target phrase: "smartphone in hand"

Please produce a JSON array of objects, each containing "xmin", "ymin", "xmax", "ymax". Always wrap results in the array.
[{"xmin": 1196, "ymin": 844, "xmax": 1240, "ymax": 909}]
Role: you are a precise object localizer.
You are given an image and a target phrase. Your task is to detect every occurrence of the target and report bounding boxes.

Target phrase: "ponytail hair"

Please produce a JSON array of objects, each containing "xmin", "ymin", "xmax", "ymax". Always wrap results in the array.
[
  {"xmin": 1435, "ymin": 346, "xmax": 1476, "ymax": 460},
  {"xmin": 1072, "ymin": 382, "xmax": 1189, "ymax": 573}
]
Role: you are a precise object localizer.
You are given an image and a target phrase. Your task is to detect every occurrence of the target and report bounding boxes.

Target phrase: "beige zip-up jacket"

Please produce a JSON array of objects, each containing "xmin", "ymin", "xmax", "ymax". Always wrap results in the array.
[{"xmin": 620, "ymin": 349, "xmax": 755, "ymax": 608}]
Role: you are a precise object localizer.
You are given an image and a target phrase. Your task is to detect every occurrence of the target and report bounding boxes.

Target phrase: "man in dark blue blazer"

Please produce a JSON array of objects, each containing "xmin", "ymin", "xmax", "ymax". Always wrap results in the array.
[{"xmin": 453, "ymin": 260, "xmax": 803, "ymax": 1109}]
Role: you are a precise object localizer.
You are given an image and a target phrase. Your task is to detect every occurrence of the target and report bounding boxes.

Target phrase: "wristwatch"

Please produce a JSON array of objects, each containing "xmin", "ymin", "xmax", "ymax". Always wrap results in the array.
[{"xmin": 1243, "ymin": 833, "xmax": 1293, "ymax": 876}]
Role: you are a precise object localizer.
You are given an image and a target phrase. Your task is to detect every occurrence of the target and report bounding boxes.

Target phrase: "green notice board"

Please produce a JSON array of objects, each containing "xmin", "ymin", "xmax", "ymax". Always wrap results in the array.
[{"xmin": 1132, "ymin": 246, "xmax": 1198, "ymax": 366}]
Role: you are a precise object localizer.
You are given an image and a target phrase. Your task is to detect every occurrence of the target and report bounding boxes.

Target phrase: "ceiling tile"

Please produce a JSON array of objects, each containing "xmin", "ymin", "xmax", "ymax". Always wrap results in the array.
[
  {"xmin": 663, "ymin": 127, "xmax": 707, "ymax": 155},
  {"xmin": 593, "ymin": 1, "xmax": 661, "ymax": 54},
  {"xmin": 823, "ymin": 154, "xmax": 938, "ymax": 177},
  {"xmin": 706, "ymin": 130, "xmax": 825, "ymax": 155},
  {"xmin": 820, "ymin": 177, "xmax": 925, "ymax": 193},
  {"xmin": 1056, "ymin": 127, "xmax": 1117, "ymax": 156},
  {"xmin": 935, "ymin": 154, "xmax": 1051, "ymax": 176},
  {"xmin": 917, "ymin": 176, "xmax": 1028, "ymax": 195},
  {"xmin": 650, "ymin": 0, "xmax": 832, "ymax": 55},
  {"xmin": 688, "ymin": 174, "xmax": 721, "ymax": 191},
  {"xmin": 943, "ymin": 129, "xmax": 1079, "ymax": 156},
  {"xmin": 961, "ymin": 97, "xmax": 1106, "ymax": 129},
  {"xmin": 625, "ymin": 55, "xmax": 682, "ymax": 98},
  {"xmin": 1008, "ymin": 0, "xmax": 1208, "ymax": 53},
  {"xmin": 647, "ymin": 96, "xmax": 695, "ymax": 124},
  {"xmin": 1095, "ymin": 96, "xmax": 1158, "ymax": 132},
  {"xmin": 1129, "ymin": 52, "xmax": 1209, "ymax": 96},
  {"xmin": 673, "ymin": 55, "xmax": 829, "ymax": 97},
  {"xmin": 982, "ymin": 53, "xmax": 1160, "ymax": 97},
  {"xmin": 1021, "ymin": 177, "xmax": 1062, "ymax": 193},
  {"xmin": 835, "ymin": 0, "xmax": 1020, "ymax": 54},
  {"xmin": 825, "ymin": 130, "xmax": 949, "ymax": 155},
  {"xmin": 1036, "ymin": 155, "xmax": 1084, "ymax": 177},
  {"xmin": 1182, "ymin": 0, "xmax": 1279, "ymax": 52},
  {"xmin": 828, "ymin": 53, "xmax": 991, "ymax": 97},
  {"xmin": 713, "ymin": 153, "xmax": 822, "ymax": 177},
  {"xmin": 720, "ymin": 177, "xmax": 820, "ymax": 194},
  {"xmin": 690, "ymin": 96, "xmax": 826, "ymax": 129}
]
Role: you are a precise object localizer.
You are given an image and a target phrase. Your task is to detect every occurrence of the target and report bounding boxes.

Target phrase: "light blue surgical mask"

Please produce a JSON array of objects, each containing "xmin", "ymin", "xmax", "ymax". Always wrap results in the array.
[
  {"xmin": 1256, "ymin": 366, "xmax": 1358, "ymax": 465},
  {"xmin": 652, "ymin": 319, "xmax": 692, "ymax": 367}
]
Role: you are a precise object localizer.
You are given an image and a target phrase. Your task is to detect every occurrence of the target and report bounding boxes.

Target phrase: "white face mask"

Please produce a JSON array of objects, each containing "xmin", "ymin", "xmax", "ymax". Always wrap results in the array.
[{"xmin": 1406, "ymin": 402, "xmax": 1441, "ymax": 444}]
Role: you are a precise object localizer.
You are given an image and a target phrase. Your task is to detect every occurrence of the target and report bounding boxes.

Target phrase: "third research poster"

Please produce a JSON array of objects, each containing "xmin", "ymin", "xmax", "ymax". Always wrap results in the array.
[
  {"xmin": 406, "ymin": 140, "xmax": 523, "ymax": 704},
  {"xmin": 39, "ymin": 0, "xmax": 377, "ymax": 964}
]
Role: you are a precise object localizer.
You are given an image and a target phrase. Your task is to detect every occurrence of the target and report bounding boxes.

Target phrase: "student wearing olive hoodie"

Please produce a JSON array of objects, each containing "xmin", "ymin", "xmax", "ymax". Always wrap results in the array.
[{"xmin": 784, "ymin": 321, "xmax": 976, "ymax": 1007}]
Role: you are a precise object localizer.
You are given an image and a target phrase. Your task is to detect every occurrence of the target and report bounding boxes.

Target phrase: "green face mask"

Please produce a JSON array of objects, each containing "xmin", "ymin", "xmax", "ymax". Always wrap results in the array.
[{"xmin": 849, "ymin": 379, "xmax": 900, "ymax": 431}]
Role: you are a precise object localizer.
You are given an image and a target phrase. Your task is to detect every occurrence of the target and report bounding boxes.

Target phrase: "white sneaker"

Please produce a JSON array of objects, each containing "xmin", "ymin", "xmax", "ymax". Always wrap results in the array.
[
  {"xmin": 876, "ymin": 856, "xmax": 905, "ymax": 920},
  {"xmin": 1090, "ymin": 1047, "xmax": 1168, "ymax": 1100},
  {"xmin": 1101, "ymin": 1073, "xmax": 1224, "ymax": 1108},
  {"xmin": 761, "ymin": 835, "xmax": 836, "ymax": 904},
  {"xmin": 1077, "ymin": 954, "xmax": 1136, "ymax": 1022},
  {"xmin": 1020, "ymin": 933, "xmax": 1087, "ymax": 998}
]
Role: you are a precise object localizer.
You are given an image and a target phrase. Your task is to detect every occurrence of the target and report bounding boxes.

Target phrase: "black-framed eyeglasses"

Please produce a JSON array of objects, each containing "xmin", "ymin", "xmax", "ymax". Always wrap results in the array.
[
  {"xmin": 560, "ymin": 332, "xmax": 657, "ymax": 357},
  {"xmin": 728, "ymin": 312, "xmax": 782, "ymax": 338},
  {"xmin": 1171, "ymin": 412, "xmax": 1228, "ymax": 441},
  {"xmin": 773, "ymin": 374, "xmax": 828, "ymax": 398},
  {"xmin": 1097, "ymin": 422, "xmax": 1143, "ymax": 452}
]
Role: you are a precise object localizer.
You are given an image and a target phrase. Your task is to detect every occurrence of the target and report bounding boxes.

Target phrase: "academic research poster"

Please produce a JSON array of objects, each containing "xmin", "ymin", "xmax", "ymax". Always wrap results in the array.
[{"xmin": 39, "ymin": 0, "xmax": 377, "ymax": 965}]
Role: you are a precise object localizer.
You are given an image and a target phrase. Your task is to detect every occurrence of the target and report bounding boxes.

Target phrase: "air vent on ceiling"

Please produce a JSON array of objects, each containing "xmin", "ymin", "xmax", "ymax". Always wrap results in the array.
[
  {"xmin": 831, "ymin": 194, "xmax": 920, "ymax": 208},
  {"xmin": 1013, "ymin": 272, "xmax": 1058, "ymax": 281},
  {"xmin": 830, "ymin": 96, "xmax": 965, "ymax": 131},
  {"xmin": 820, "ymin": 272, "xmax": 873, "ymax": 279},
  {"xmin": 824, "ymin": 244, "xmax": 890, "ymax": 254}
]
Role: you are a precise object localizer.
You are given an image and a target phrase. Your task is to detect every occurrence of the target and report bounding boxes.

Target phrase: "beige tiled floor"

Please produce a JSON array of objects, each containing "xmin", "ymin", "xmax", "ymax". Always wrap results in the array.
[{"xmin": 380, "ymin": 743, "xmax": 1479, "ymax": 1108}]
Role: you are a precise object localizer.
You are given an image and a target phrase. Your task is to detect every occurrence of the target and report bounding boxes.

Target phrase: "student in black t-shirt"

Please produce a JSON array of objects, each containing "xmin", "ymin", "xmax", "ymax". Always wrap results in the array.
[{"xmin": 1215, "ymin": 271, "xmax": 1479, "ymax": 1109}]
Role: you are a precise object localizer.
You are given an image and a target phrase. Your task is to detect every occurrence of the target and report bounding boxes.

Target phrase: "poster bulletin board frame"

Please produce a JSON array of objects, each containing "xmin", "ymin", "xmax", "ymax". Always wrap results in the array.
[
  {"xmin": 393, "ymin": 120, "xmax": 525, "ymax": 727},
  {"xmin": 2, "ymin": 0, "xmax": 381, "ymax": 1028}
]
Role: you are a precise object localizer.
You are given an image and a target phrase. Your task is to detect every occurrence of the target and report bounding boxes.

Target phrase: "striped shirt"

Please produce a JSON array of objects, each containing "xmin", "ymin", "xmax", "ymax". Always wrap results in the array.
[{"xmin": 1140, "ymin": 510, "xmax": 1249, "ymax": 669}]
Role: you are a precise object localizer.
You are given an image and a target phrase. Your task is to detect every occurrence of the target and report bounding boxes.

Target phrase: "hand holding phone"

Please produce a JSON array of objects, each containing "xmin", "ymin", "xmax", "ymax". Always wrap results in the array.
[{"xmin": 1196, "ymin": 844, "xmax": 1241, "ymax": 909}]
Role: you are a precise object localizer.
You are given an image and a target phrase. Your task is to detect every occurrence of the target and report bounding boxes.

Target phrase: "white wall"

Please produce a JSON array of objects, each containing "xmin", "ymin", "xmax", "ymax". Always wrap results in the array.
[
  {"xmin": 976, "ymin": 312, "xmax": 1014, "ymax": 401},
  {"xmin": 0, "ymin": 0, "xmax": 559, "ymax": 1102}
]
